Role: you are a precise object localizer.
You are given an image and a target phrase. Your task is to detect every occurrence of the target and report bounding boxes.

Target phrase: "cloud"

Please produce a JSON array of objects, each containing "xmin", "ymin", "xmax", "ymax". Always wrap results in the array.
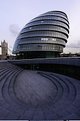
[{"xmin": 9, "ymin": 24, "xmax": 20, "ymax": 36}]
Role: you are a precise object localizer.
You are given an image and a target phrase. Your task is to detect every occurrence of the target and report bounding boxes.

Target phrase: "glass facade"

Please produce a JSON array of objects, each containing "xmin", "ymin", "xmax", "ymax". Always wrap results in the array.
[{"xmin": 13, "ymin": 11, "xmax": 69, "ymax": 58}]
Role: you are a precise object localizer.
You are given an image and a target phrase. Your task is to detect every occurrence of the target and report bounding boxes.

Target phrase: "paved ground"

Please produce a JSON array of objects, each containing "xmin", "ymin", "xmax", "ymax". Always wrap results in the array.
[{"xmin": 0, "ymin": 62, "xmax": 80, "ymax": 119}]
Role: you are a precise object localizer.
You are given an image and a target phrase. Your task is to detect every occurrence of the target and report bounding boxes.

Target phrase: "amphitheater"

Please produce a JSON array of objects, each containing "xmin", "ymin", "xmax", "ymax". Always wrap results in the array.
[{"xmin": 0, "ymin": 58, "xmax": 80, "ymax": 120}]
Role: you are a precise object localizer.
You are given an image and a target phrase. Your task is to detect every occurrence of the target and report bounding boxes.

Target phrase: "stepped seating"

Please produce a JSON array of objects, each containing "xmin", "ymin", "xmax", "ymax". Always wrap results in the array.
[
  {"xmin": 0, "ymin": 62, "xmax": 27, "ymax": 119},
  {"xmin": 38, "ymin": 71, "xmax": 80, "ymax": 119},
  {"xmin": 0, "ymin": 61, "xmax": 80, "ymax": 119}
]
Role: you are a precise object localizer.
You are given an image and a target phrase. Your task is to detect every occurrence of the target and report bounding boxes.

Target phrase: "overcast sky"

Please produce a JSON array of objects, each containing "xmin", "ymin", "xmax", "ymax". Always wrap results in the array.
[{"xmin": 0, "ymin": 0, "xmax": 80, "ymax": 52}]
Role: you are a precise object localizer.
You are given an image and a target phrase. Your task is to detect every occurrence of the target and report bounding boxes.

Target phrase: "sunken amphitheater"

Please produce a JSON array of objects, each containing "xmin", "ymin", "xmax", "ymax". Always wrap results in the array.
[{"xmin": 0, "ymin": 11, "xmax": 80, "ymax": 120}]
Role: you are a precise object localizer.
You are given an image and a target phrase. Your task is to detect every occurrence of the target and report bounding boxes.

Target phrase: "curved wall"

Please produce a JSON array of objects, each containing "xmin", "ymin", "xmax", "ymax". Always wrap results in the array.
[{"xmin": 13, "ymin": 11, "xmax": 69, "ymax": 58}]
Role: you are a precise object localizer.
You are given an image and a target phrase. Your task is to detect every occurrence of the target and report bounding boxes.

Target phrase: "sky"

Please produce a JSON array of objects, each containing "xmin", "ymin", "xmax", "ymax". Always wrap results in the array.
[{"xmin": 0, "ymin": 0, "xmax": 80, "ymax": 53}]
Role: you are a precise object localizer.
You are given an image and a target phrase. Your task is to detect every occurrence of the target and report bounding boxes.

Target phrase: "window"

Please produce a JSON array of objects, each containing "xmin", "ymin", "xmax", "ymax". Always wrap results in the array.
[
  {"xmin": 52, "ymin": 38, "xmax": 56, "ymax": 41},
  {"xmin": 29, "ymin": 27, "xmax": 32, "ymax": 29},
  {"xmin": 41, "ymin": 21, "xmax": 44, "ymax": 23},
  {"xmin": 41, "ymin": 38, "xmax": 48, "ymax": 41}
]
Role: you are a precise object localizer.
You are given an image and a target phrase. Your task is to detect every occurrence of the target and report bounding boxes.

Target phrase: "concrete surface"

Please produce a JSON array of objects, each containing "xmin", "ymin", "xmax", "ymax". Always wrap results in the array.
[{"xmin": 0, "ymin": 62, "xmax": 80, "ymax": 119}]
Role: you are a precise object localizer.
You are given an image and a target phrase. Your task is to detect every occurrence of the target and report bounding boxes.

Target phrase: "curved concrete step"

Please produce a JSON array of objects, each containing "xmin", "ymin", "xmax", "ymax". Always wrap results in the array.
[{"xmin": 0, "ymin": 62, "xmax": 80, "ymax": 119}]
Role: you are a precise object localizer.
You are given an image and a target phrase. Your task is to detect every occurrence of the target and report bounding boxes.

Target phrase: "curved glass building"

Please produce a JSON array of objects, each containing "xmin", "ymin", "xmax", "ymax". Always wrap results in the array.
[{"xmin": 13, "ymin": 11, "xmax": 69, "ymax": 58}]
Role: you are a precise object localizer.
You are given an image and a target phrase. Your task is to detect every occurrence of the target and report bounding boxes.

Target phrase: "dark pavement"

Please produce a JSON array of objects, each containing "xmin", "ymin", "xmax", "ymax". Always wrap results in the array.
[{"xmin": 0, "ymin": 62, "xmax": 80, "ymax": 119}]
